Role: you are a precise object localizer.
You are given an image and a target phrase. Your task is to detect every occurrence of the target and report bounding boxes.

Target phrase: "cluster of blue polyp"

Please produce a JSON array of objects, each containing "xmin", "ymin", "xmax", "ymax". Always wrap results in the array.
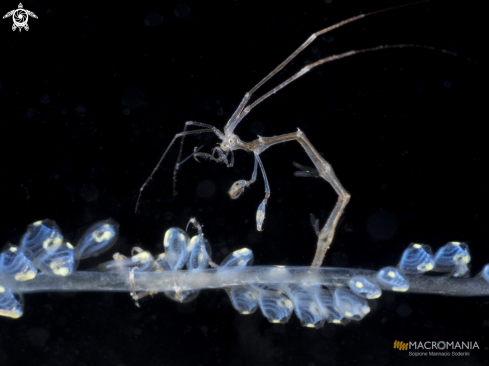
[
  {"xmin": 0, "ymin": 219, "xmax": 119, "ymax": 318},
  {"xmin": 1, "ymin": 219, "xmax": 489, "ymax": 327},
  {"xmin": 221, "ymin": 241, "xmax": 487, "ymax": 328}
]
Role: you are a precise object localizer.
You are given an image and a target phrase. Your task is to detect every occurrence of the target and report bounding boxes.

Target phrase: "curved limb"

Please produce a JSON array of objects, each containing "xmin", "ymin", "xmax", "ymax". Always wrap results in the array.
[
  {"xmin": 213, "ymin": 146, "xmax": 232, "ymax": 166},
  {"xmin": 136, "ymin": 122, "xmax": 222, "ymax": 212},
  {"xmin": 228, "ymin": 154, "xmax": 258, "ymax": 199},
  {"xmin": 172, "ymin": 122, "xmax": 190, "ymax": 196},
  {"xmin": 248, "ymin": 130, "xmax": 350, "ymax": 267},
  {"xmin": 239, "ymin": 44, "xmax": 455, "ymax": 122},
  {"xmin": 193, "ymin": 147, "xmax": 233, "ymax": 167},
  {"xmin": 186, "ymin": 218, "xmax": 219, "ymax": 268},
  {"xmin": 130, "ymin": 264, "xmax": 157, "ymax": 307},
  {"xmin": 173, "ymin": 121, "xmax": 227, "ymax": 196},
  {"xmin": 224, "ymin": 0, "xmax": 433, "ymax": 135},
  {"xmin": 227, "ymin": 154, "xmax": 270, "ymax": 231},
  {"xmin": 254, "ymin": 155, "xmax": 271, "ymax": 231}
]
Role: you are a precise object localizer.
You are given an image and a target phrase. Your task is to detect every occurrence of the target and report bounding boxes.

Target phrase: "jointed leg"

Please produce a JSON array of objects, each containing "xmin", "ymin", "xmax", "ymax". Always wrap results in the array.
[
  {"xmin": 173, "ymin": 124, "xmax": 208, "ymax": 195},
  {"xmin": 249, "ymin": 130, "xmax": 350, "ymax": 266},
  {"xmin": 186, "ymin": 217, "xmax": 219, "ymax": 268},
  {"xmin": 227, "ymin": 154, "xmax": 270, "ymax": 231},
  {"xmin": 172, "ymin": 121, "xmax": 189, "ymax": 196},
  {"xmin": 136, "ymin": 122, "xmax": 222, "ymax": 212},
  {"xmin": 224, "ymin": 1, "xmax": 433, "ymax": 135},
  {"xmin": 240, "ymin": 44, "xmax": 452, "ymax": 122},
  {"xmin": 129, "ymin": 266, "xmax": 152, "ymax": 307},
  {"xmin": 255, "ymin": 155, "xmax": 271, "ymax": 231},
  {"xmin": 228, "ymin": 154, "xmax": 258, "ymax": 199},
  {"xmin": 193, "ymin": 147, "xmax": 234, "ymax": 167}
]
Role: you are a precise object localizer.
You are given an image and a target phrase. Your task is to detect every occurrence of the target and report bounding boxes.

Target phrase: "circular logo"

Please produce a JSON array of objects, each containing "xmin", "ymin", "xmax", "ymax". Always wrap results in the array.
[
  {"xmin": 437, "ymin": 341, "xmax": 446, "ymax": 350},
  {"xmin": 12, "ymin": 9, "xmax": 28, "ymax": 27}
]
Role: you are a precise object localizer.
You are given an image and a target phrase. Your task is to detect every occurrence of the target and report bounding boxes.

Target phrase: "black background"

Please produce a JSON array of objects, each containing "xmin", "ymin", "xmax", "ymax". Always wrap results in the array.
[{"xmin": 0, "ymin": 1, "xmax": 487, "ymax": 365}]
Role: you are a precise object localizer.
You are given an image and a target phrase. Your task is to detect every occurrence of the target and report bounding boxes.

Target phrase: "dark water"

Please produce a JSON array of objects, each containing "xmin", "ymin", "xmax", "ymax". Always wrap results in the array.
[{"xmin": 0, "ymin": 1, "xmax": 486, "ymax": 365}]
